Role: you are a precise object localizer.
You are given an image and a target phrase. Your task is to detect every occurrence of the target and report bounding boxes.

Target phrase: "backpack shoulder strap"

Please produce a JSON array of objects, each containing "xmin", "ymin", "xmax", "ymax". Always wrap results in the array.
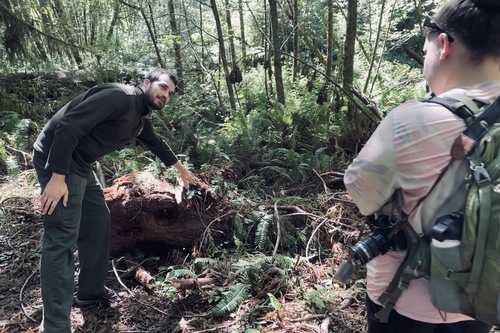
[
  {"xmin": 423, "ymin": 93, "xmax": 500, "ymax": 159},
  {"xmin": 424, "ymin": 94, "xmax": 478, "ymax": 122}
]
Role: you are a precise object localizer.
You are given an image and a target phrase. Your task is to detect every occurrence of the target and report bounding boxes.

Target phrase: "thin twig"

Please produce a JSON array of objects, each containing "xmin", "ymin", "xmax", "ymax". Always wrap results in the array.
[
  {"xmin": 313, "ymin": 169, "xmax": 329, "ymax": 193},
  {"xmin": 272, "ymin": 200, "xmax": 281, "ymax": 257},
  {"xmin": 7, "ymin": 225, "xmax": 32, "ymax": 249},
  {"xmin": 19, "ymin": 266, "xmax": 39, "ymax": 323},
  {"xmin": 305, "ymin": 217, "xmax": 329, "ymax": 259},
  {"xmin": 113, "ymin": 256, "xmax": 159, "ymax": 278}
]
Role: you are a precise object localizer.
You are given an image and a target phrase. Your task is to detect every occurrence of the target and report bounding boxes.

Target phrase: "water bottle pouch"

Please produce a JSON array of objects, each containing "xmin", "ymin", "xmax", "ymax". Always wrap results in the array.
[{"xmin": 430, "ymin": 241, "xmax": 465, "ymax": 313}]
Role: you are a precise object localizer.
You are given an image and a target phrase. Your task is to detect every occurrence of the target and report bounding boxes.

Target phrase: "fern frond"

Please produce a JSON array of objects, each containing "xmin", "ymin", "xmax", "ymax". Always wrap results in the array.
[
  {"xmin": 192, "ymin": 257, "xmax": 218, "ymax": 266},
  {"xmin": 165, "ymin": 268, "xmax": 197, "ymax": 280},
  {"xmin": 232, "ymin": 214, "xmax": 247, "ymax": 250},
  {"xmin": 231, "ymin": 255, "xmax": 265, "ymax": 287},
  {"xmin": 270, "ymin": 254, "xmax": 294, "ymax": 270},
  {"xmin": 254, "ymin": 212, "xmax": 274, "ymax": 252},
  {"xmin": 0, "ymin": 111, "xmax": 20, "ymax": 133},
  {"xmin": 212, "ymin": 283, "xmax": 251, "ymax": 317},
  {"xmin": 260, "ymin": 166, "xmax": 293, "ymax": 183}
]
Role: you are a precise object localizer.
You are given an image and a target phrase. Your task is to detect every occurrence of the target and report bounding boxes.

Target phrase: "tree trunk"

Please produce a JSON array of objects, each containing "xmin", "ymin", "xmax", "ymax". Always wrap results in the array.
[
  {"xmin": 107, "ymin": 2, "xmax": 120, "ymax": 42},
  {"xmin": 238, "ymin": 0, "xmax": 246, "ymax": 62},
  {"xmin": 292, "ymin": 0, "xmax": 299, "ymax": 81},
  {"xmin": 225, "ymin": 0, "xmax": 237, "ymax": 67},
  {"xmin": 363, "ymin": 0, "xmax": 385, "ymax": 93},
  {"xmin": 168, "ymin": 0, "xmax": 185, "ymax": 92},
  {"xmin": 268, "ymin": 0, "xmax": 286, "ymax": 105},
  {"xmin": 210, "ymin": 0, "xmax": 237, "ymax": 110},
  {"xmin": 343, "ymin": 0, "xmax": 357, "ymax": 119},
  {"xmin": 326, "ymin": 0, "xmax": 334, "ymax": 80},
  {"xmin": 104, "ymin": 172, "xmax": 233, "ymax": 256}
]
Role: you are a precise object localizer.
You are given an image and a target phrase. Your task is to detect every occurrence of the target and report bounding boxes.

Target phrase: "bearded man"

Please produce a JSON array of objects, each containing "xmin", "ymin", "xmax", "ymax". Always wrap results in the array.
[{"xmin": 32, "ymin": 67, "xmax": 197, "ymax": 333}]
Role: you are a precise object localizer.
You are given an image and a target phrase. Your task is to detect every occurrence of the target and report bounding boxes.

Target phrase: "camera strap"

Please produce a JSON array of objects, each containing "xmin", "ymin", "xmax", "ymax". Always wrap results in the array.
[{"xmin": 375, "ymin": 222, "xmax": 427, "ymax": 322}]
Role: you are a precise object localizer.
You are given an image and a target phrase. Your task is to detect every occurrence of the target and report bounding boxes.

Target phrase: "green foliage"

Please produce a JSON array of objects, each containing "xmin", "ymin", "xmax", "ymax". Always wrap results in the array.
[
  {"xmin": 267, "ymin": 293, "xmax": 281, "ymax": 311},
  {"xmin": 202, "ymin": 254, "xmax": 294, "ymax": 318},
  {"xmin": 199, "ymin": 232, "xmax": 221, "ymax": 257},
  {"xmin": 252, "ymin": 210, "xmax": 275, "ymax": 252},
  {"xmin": 155, "ymin": 267, "xmax": 198, "ymax": 301},
  {"xmin": 0, "ymin": 111, "xmax": 38, "ymax": 175},
  {"xmin": 250, "ymin": 207, "xmax": 306, "ymax": 254},
  {"xmin": 100, "ymin": 146, "xmax": 154, "ymax": 180},
  {"xmin": 192, "ymin": 257, "xmax": 218, "ymax": 267},
  {"xmin": 212, "ymin": 283, "xmax": 251, "ymax": 317},
  {"xmin": 231, "ymin": 254, "xmax": 293, "ymax": 292},
  {"xmin": 232, "ymin": 214, "xmax": 247, "ymax": 252},
  {"xmin": 303, "ymin": 284, "xmax": 337, "ymax": 312},
  {"xmin": 0, "ymin": 111, "xmax": 37, "ymax": 151}
]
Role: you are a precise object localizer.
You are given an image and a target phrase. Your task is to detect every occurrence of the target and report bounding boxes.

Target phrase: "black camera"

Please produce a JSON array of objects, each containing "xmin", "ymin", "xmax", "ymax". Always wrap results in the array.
[{"xmin": 350, "ymin": 215, "xmax": 405, "ymax": 266}]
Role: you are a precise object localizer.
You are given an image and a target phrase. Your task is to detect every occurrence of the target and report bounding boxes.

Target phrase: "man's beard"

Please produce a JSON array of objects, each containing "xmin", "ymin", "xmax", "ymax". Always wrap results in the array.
[{"xmin": 145, "ymin": 87, "xmax": 165, "ymax": 110}]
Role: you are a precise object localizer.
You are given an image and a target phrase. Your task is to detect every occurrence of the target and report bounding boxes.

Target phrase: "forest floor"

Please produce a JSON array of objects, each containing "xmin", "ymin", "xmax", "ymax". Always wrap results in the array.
[{"xmin": 0, "ymin": 170, "xmax": 367, "ymax": 333}]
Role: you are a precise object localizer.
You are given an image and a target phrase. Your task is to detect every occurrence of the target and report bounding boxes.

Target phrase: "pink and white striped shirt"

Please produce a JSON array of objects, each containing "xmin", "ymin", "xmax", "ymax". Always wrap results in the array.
[{"xmin": 344, "ymin": 81, "xmax": 500, "ymax": 323}]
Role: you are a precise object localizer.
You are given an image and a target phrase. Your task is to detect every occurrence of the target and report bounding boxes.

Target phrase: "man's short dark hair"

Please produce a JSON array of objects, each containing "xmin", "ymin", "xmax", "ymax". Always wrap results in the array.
[{"xmin": 145, "ymin": 67, "xmax": 178, "ymax": 87}]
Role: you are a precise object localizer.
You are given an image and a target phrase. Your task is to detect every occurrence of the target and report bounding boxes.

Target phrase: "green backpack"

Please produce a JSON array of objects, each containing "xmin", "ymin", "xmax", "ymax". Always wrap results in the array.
[{"xmin": 374, "ymin": 93, "xmax": 500, "ymax": 325}]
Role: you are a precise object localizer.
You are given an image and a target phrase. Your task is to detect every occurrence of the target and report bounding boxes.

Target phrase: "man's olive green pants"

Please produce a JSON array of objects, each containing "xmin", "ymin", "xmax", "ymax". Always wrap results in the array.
[{"xmin": 33, "ymin": 151, "xmax": 110, "ymax": 333}]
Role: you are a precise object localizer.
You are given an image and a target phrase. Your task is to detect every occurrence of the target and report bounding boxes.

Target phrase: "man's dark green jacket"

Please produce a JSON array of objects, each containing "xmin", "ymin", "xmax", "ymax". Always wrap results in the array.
[{"xmin": 33, "ymin": 83, "xmax": 178, "ymax": 177}]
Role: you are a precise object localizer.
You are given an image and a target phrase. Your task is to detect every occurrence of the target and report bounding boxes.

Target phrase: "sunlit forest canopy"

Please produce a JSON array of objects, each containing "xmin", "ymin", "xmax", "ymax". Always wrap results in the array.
[{"xmin": 0, "ymin": 0, "xmax": 441, "ymax": 181}]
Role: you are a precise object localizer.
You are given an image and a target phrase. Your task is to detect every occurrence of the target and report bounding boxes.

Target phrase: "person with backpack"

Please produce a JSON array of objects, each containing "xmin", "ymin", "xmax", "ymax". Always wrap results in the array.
[
  {"xmin": 343, "ymin": 0, "xmax": 500, "ymax": 332},
  {"xmin": 32, "ymin": 67, "xmax": 198, "ymax": 333}
]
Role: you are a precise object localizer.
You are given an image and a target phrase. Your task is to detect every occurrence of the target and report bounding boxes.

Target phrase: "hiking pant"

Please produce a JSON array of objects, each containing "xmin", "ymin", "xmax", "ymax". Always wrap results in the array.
[
  {"xmin": 33, "ymin": 151, "xmax": 110, "ymax": 333},
  {"xmin": 367, "ymin": 296, "xmax": 492, "ymax": 333}
]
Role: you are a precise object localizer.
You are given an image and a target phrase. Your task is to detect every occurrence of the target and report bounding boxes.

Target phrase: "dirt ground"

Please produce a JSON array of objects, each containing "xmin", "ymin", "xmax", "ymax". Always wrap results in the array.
[
  {"xmin": 0, "ymin": 218, "xmax": 367, "ymax": 333},
  {"xmin": 3, "ymin": 172, "xmax": 498, "ymax": 333},
  {"xmin": 0, "ymin": 172, "xmax": 367, "ymax": 333}
]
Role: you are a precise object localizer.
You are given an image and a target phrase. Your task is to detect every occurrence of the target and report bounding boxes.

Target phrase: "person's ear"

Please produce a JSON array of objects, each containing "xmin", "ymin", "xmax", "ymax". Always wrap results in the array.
[
  {"xmin": 143, "ymin": 79, "xmax": 151, "ymax": 89},
  {"xmin": 438, "ymin": 33, "xmax": 452, "ymax": 60}
]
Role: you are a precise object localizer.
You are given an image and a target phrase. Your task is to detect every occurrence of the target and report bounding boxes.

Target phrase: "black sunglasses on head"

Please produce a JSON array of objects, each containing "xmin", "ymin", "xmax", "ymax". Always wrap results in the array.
[{"xmin": 424, "ymin": 15, "xmax": 455, "ymax": 43}]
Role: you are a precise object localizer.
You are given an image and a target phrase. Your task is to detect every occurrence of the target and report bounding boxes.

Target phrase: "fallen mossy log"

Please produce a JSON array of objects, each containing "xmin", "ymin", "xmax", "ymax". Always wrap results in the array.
[{"xmin": 104, "ymin": 172, "xmax": 233, "ymax": 256}]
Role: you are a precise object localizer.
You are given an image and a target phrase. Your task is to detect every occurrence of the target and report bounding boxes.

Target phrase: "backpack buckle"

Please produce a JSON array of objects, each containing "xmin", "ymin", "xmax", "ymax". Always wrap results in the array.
[{"xmin": 471, "ymin": 163, "xmax": 490, "ymax": 185}]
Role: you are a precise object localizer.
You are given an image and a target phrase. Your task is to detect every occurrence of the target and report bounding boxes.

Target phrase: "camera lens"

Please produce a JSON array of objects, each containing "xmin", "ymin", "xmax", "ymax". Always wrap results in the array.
[{"xmin": 350, "ymin": 231, "xmax": 391, "ymax": 266}]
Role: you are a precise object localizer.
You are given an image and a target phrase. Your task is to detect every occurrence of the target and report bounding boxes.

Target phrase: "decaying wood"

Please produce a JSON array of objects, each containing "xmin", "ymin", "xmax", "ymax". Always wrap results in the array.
[
  {"xmin": 104, "ymin": 172, "xmax": 233, "ymax": 255},
  {"xmin": 339, "ymin": 297, "xmax": 354, "ymax": 309},
  {"xmin": 135, "ymin": 267, "xmax": 155, "ymax": 289},
  {"xmin": 170, "ymin": 278, "xmax": 218, "ymax": 291}
]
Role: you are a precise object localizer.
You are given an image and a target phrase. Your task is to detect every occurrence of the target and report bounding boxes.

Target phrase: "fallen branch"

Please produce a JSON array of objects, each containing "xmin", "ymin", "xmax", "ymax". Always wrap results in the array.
[
  {"xmin": 170, "ymin": 278, "xmax": 218, "ymax": 291},
  {"xmin": 305, "ymin": 217, "xmax": 329, "ymax": 259},
  {"xmin": 351, "ymin": 87, "xmax": 384, "ymax": 120},
  {"xmin": 402, "ymin": 43, "xmax": 424, "ymax": 66},
  {"xmin": 273, "ymin": 200, "xmax": 282, "ymax": 257},
  {"xmin": 111, "ymin": 259, "xmax": 171, "ymax": 316}
]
